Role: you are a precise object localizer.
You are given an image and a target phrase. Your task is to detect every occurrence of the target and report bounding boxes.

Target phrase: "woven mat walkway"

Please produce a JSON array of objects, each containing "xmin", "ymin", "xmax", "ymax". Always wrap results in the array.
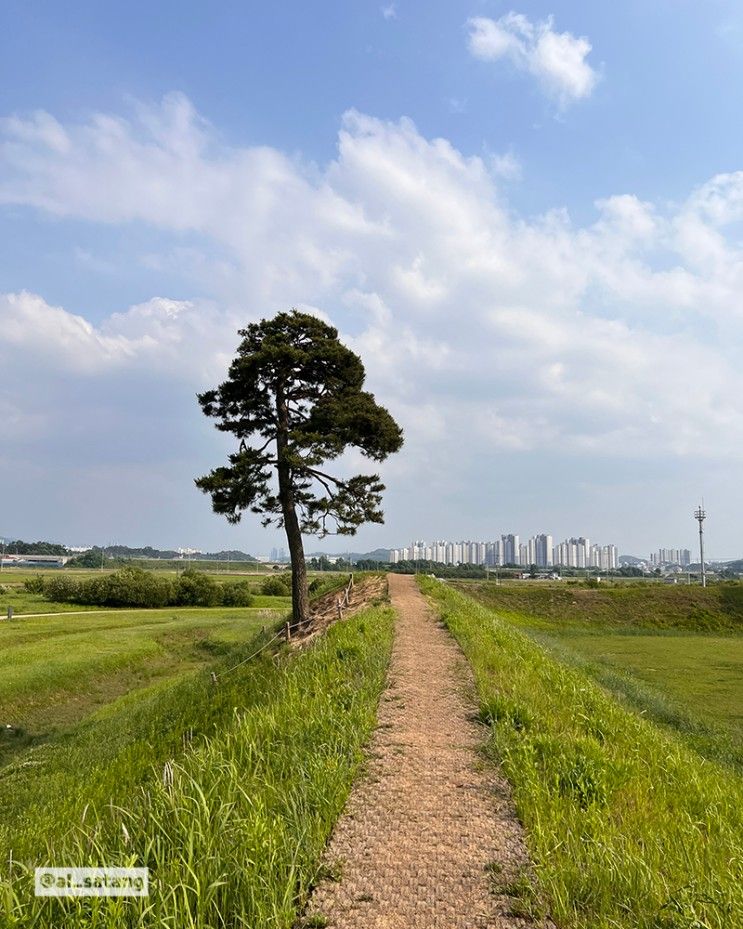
[{"xmin": 304, "ymin": 574, "xmax": 547, "ymax": 928}]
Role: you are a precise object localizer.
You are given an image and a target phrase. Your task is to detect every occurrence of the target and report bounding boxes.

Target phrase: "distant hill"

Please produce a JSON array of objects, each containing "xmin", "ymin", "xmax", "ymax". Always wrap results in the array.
[
  {"xmin": 619, "ymin": 555, "xmax": 646, "ymax": 565},
  {"xmin": 105, "ymin": 545, "xmax": 257, "ymax": 562},
  {"xmin": 202, "ymin": 549, "xmax": 259, "ymax": 562},
  {"xmin": 2, "ymin": 540, "xmax": 257, "ymax": 562}
]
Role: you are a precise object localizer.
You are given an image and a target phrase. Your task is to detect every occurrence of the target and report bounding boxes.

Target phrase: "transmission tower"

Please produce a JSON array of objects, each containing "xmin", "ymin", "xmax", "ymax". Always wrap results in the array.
[{"xmin": 694, "ymin": 504, "xmax": 706, "ymax": 587}]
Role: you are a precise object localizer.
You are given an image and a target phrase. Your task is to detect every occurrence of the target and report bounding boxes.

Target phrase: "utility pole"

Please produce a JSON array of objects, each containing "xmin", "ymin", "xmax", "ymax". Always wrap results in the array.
[{"xmin": 694, "ymin": 504, "xmax": 707, "ymax": 588}]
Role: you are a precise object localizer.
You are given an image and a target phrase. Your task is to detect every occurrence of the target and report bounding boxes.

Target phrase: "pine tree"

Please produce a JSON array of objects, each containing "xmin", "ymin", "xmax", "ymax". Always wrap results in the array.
[{"xmin": 196, "ymin": 310, "xmax": 403, "ymax": 627}]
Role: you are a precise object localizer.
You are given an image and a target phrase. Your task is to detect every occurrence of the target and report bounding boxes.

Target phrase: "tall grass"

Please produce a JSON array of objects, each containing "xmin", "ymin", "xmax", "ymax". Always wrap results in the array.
[
  {"xmin": 1, "ymin": 605, "xmax": 393, "ymax": 928},
  {"xmin": 421, "ymin": 578, "xmax": 743, "ymax": 929},
  {"xmin": 525, "ymin": 632, "xmax": 743, "ymax": 774}
]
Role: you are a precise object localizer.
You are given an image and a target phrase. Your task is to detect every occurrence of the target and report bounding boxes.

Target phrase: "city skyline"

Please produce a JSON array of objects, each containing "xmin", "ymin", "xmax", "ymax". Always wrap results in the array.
[{"xmin": 389, "ymin": 535, "xmax": 619, "ymax": 570}]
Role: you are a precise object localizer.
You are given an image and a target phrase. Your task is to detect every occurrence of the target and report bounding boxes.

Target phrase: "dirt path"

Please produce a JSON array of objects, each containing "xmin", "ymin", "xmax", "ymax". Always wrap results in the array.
[{"xmin": 304, "ymin": 574, "xmax": 546, "ymax": 928}]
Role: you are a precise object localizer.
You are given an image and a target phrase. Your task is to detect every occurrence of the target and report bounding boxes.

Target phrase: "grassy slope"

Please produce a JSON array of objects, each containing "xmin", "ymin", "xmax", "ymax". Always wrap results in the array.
[
  {"xmin": 0, "ymin": 607, "xmax": 283, "ymax": 761},
  {"xmin": 422, "ymin": 578, "xmax": 743, "ymax": 929},
  {"xmin": 456, "ymin": 580, "xmax": 743, "ymax": 770},
  {"xmin": 452, "ymin": 579, "xmax": 743, "ymax": 631},
  {"xmin": 2, "ymin": 604, "xmax": 394, "ymax": 928},
  {"xmin": 549, "ymin": 633, "xmax": 743, "ymax": 733}
]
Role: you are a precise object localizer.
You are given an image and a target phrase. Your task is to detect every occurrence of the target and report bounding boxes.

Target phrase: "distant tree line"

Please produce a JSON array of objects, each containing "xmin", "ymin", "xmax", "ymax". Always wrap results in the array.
[
  {"xmin": 103, "ymin": 545, "xmax": 258, "ymax": 562},
  {"xmin": 26, "ymin": 567, "xmax": 255, "ymax": 609},
  {"xmin": 352, "ymin": 560, "xmax": 653, "ymax": 580},
  {"xmin": 66, "ymin": 548, "xmax": 123, "ymax": 568},
  {"xmin": 306, "ymin": 555, "xmax": 354, "ymax": 572},
  {"xmin": 2, "ymin": 541, "xmax": 258, "ymax": 564},
  {"xmin": 364, "ymin": 560, "xmax": 491, "ymax": 578},
  {"xmin": 1, "ymin": 540, "xmax": 69, "ymax": 556}
]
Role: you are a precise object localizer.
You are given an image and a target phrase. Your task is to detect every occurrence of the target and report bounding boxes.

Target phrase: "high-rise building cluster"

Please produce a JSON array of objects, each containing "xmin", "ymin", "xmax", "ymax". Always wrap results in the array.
[
  {"xmin": 388, "ymin": 535, "xmax": 618, "ymax": 570},
  {"xmin": 649, "ymin": 548, "xmax": 691, "ymax": 567}
]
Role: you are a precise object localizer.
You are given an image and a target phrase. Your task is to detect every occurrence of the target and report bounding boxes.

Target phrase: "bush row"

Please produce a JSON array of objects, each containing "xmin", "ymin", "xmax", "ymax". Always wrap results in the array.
[{"xmin": 25, "ymin": 567, "xmax": 255, "ymax": 609}]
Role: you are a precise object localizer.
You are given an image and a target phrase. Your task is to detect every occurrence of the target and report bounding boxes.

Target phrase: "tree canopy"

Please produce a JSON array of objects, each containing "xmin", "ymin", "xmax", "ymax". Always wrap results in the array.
[{"xmin": 195, "ymin": 310, "xmax": 403, "ymax": 625}]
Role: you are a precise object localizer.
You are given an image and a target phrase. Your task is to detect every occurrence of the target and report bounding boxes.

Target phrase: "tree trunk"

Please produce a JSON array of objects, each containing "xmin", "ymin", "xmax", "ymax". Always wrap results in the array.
[
  {"xmin": 283, "ymin": 496, "xmax": 310, "ymax": 630},
  {"xmin": 276, "ymin": 388, "xmax": 311, "ymax": 629}
]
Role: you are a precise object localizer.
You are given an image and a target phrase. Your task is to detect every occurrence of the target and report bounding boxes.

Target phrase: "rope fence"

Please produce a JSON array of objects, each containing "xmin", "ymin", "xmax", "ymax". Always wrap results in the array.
[{"xmin": 214, "ymin": 573, "xmax": 355, "ymax": 682}]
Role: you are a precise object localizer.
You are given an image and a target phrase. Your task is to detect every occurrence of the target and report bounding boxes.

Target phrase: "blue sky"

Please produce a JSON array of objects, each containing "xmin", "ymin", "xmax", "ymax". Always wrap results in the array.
[{"xmin": 2, "ymin": 1, "xmax": 743, "ymax": 557}]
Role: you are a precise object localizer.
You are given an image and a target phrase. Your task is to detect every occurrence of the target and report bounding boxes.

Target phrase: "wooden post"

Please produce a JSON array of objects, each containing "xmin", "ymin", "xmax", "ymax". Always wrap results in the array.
[{"xmin": 285, "ymin": 621, "xmax": 291, "ymax": 641}]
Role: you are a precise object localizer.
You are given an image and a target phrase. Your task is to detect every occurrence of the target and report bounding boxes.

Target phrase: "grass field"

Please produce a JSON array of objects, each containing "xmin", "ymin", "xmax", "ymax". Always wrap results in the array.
[
  {"xmin": 424, "ymin": 578, "xmax": 743, "ymax": 929},
  {"xmin": 453, "ymin": 578, "xmax": 743, "ymax": 631},
  {"xmin": 455, "ymin": 580, "xmax": 743, "ymax": 767},
  {"xmin": 1, "ymin": 603, "xmax": 394, "ymax": 927},
  {"xmin": 0, "ymin": 606, "xmax": 285, "ymax": 763},
  {"xmin": 548, "ymin": 632, "xmax": 743, "ymax": 733}
]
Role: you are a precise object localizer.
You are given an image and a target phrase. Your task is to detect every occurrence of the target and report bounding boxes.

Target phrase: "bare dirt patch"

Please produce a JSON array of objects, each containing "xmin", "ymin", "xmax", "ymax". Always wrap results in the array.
[{"xmin": 292, "ymin": 574, "xmax": 389, "ymax": 648}]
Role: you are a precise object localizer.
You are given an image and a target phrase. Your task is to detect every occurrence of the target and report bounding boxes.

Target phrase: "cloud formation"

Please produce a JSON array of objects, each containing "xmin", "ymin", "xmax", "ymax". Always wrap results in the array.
[
  {"xmin": 467, "ymin": 12, "xmax": 598, "ymax": 107},
  {"xmin": 2, "ymin": 95, "xmax": 743, "ymax": 547}
]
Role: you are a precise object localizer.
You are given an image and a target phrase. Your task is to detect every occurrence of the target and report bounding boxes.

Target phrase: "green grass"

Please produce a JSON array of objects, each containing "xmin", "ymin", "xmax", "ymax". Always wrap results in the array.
[
  {"xmin": 457, "ymin": 579, "xmax": 743, "ymax": 771},
  {"xmin": 1, "ymin": 604, "xmax": 394, "ymax": 927},
  {"xmin": 0, "ymin": 607, "xmax": 282, "ymax": 752},
  {"xmin": 546, "ymin": 633, "xmax": 743, "ymax": 732},
  {"xmin": 422, "ymin": 577, "xmax": 743, "ymax": 929},
  {"xmin": 453, "ymin": 579, "xmax": 743, "ymax": 631}
]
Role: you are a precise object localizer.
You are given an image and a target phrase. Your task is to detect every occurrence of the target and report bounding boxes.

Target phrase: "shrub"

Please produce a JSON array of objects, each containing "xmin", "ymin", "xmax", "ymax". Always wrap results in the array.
[
  {"xmin": 23, "ymin": 575, "xmax": 46, "ymax": 595},
  {"xmin": 43, "ymin": 576, "xmax": 79, "ymax": 603},
  {"xmin": 175, "ymin": 570, "xmax": 221, "ymax": 607},
  {"xmin": 97, "ymin": 567, "xmax": 174, "ymax": 608},
  {"xmin": 221, "ymin": 582, "xmax": 255, "ymax": 607},
  {"xmin": 261, "ymin": 576, "xmax": 291, "ymax": 597},
  {"xmin": 76, "ymin": 575, "xmax": 110, "ymax": 605},
  {"xmin": 38, "ymin": 567, "xmax": 256, "ymax": 610}
]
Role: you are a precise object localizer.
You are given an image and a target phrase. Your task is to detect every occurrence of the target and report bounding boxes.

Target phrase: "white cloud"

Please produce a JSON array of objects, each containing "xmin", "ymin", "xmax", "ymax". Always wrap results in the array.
[
  {"xmin": 467, "ymin": 12, "xmax": 598, "ymax": 107},
  {"xmin": 381, "ymin": 3, "xmax": 397, "ymax": 21},
  {"xmin": 0, "ymin": 291, "xmax": 138, "ymax": 374},
  {"xmin": 3, "ymin": 96, "xmax": 743, "ymax": 547},
  {"xmin": 489, "ymin": 150, "xmax": 522, "ymax": 181}
]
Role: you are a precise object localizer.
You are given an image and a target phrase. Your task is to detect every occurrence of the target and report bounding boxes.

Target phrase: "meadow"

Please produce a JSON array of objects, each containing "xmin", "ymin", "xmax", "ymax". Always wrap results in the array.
[
  {"xmin": 424, "ymin": 578, "xmax": 743, "ymax": 928},
  {"xmin": 454, "ymin": 579, "xmax": 743, "ymax": 770},
  {"xmin": 0, "ymin": 605, "xmax": 284, "ymax": 762},
  {"xmin": 545, "ymin": 632, "xmax": 743, "ymax": 734},
  {"xmin": 1, "ymin": 596, "xmax": 394, "ymax": 927},
  {"xmin": 454, "ymin": 579, "xmax": 743, "ymax": 631}
]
